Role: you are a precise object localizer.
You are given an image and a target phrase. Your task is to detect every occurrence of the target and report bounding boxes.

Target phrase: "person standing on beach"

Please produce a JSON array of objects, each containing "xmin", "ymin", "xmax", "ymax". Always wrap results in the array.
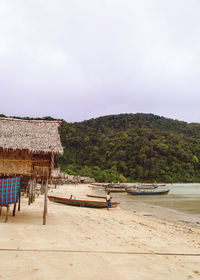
[{"xmin": 106, "ymin": 191, "xmax": 111, "ymax": 210}]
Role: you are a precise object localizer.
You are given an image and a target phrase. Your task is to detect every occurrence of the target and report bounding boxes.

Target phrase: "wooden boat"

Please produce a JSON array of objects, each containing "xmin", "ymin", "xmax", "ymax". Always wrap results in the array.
[
  {"xmin": 87, "ymin": 194, "xmax": 107, "ymax": 199},
  {"xmin": 126, "ymin": 184, "xmax": 167, "ymax": 191},
  {"xmin": 48, "ymin": 195, "xmax": 119, "ymax": 208},
  {"xmin": 126, "ymin": 189, "xmax": 170, "ymax": 195},
  {"xmin": 136, "ymin": 184, "xmax": 158, "ymax": 189},
  {"xmin": 105, "ymin": 187, "xmax": 126, "ymax": 193},
  {"xmin": 126, "ymin": 185, "xmax": 158, "ymax": 191},
  {"xmin": 107, "ymin": 183, "xmax": 127, "ymax": 188}
]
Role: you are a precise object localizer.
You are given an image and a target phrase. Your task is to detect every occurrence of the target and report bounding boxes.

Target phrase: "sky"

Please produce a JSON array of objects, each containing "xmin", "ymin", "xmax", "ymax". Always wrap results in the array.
[{"xmin": 0, "ymin": 0, "xmax": 200, "ymax": 123}]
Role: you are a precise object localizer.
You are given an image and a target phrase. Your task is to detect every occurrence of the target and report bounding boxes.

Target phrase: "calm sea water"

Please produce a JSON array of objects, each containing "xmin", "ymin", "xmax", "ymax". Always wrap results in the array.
[
  {"xmin": 93, "ymin": 184, "xmax": 200, "ymax": 227},
  {"xmin": 120, "ymin": 183, "xmax": 200, "ymax": 214}
]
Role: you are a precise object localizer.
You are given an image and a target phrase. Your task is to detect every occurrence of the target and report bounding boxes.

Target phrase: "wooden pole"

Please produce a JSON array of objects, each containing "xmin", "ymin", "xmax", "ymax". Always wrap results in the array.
[
  {"xmin": 0, "ymin": 206, "xmax": 2, "ymax": 216},
  {"xmin": 41, "ymin": 179, "xmax": 44, "ymax": 194},
  {"xmin": 43, "ymin": 179, "xmax": 48, "ymax": 225},
  {"xmin": 13, "ymin": 203, "xmax": 16, "ymax": 216},
  {"xmin": 28, "ymin": 180, "xmax": 31, "ymax": 205},
  {"xmin": 28, "ymin": 179, "xmax": 34, "ymax": 204},
  {"xmin": 5, "ymin": 206, "xmax": 10, "ymax": 223},
  {"xmin": 50, "ymin": 152, "xmax": 55, "ymax": 186},
  {"xmin": 32, "ymin": 178, "xmax": 36, "ymax": 203},
  {"xmin": 18, "ymin": 188, "xmax": 21, "ymax": 211},
  {"xmin": 26, "ymin": 180, "xmax": 29, "ymax": 198},
  {"xmin": 31, "ymin": 179, "xmax": 33, "ymax": 203}
]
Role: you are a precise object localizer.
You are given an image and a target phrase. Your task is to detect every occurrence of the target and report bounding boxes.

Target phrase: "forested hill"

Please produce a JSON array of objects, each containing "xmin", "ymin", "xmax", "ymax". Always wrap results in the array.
[
  {"xmin": 58, "ymin": 113, "xmax": 200, "ymax": 183},
  {"xmin": 1, "ymin": 113, "xmax": 200, "ymax": 183}
]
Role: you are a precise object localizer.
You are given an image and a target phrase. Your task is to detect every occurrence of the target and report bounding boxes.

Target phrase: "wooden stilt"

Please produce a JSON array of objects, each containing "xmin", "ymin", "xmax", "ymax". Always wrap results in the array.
[
  {"xmin": 31, "ymin": 180, "xmax": 34, "ymax": 203},
  {"xmin": 28, "ymin": 179, "xmax": 34, "ymax": 205},
  {"xmin": 5, "ymin": 206, "xmax": 10, "ymax": 223},
  {"xmin": 28, "ymin": 181, "xmax": 31, "ymax": 205},
  {"xmin": 32, "ymin": 178, "xmax": 36, "ymax": 202},
  {"xmin": 43, "ymin": 179, "xmax": 48, "ymax": 225},
  {"xmin": 13, "ymin": 203, "xmax": 16, "ymax": 216},
  {"xmin": 41, "ymin": 179, "xmax": 44, "ymax": 194},
  {"xmin": 26, "ymin": 184, "xmax": 29, "ymax": 198},
  {"xmin": 18, "ymin": 188, "xmax": 21, "ymax": 211}
]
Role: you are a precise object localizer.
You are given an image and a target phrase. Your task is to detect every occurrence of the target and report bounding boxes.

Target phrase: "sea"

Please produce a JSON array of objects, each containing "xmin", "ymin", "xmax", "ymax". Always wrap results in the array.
[{"xmin": 93, "ymin": 183, "xmax": 200, "ymax": 229}]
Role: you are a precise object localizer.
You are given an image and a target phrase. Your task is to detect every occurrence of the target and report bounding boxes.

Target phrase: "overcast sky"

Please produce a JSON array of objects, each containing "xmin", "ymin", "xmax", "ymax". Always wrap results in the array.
[{"xmin": 1, "ymin": 0, "xmax": 200, "ymax": 123}]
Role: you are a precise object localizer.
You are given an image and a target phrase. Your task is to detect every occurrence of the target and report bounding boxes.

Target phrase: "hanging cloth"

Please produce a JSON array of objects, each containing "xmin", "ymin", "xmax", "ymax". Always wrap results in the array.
[{"xmin": 0, "ymin": 177, "xmax": 21, "ymax": 206}]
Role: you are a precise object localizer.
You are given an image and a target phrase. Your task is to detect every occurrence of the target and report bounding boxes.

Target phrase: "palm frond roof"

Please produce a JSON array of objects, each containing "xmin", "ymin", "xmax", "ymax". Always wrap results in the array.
[{"xmin": 0, "ymin": 118, "xmax": 63, "ymax": 154}]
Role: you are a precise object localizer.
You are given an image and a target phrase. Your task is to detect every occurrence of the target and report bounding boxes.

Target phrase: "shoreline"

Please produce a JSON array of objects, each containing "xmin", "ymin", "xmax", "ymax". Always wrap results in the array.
[
  {"xmin": 90, "ymin": 183, "xmax": 200, "ymax": 230},
  {"xmin": 0, "ymin": 184, "xmax": 200, "ymax": 280},
  {"xmin": 128, "ymin": 202, "xmax": 200, "ymax": 230},
  {"xmin": 49, "ymin": 183, "xmax": 200, "ymax": 230},
  {"xmin": 117, "ymin": 197, "xmax": 200, "ymax": 230}
]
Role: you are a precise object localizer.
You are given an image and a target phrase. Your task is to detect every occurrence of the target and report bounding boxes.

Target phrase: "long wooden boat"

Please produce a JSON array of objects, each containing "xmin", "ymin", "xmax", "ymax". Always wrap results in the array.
[
  {"xmin": 48, "ymin": 195, "xmax": 119, "ymax": 208},
  {"xmin": 107, "ymin": 183, "xmax": 126, "ymax": 188},
  {"xmin": 105, "ymin": 187, "xmax": 126, "ymax": 193},
  {"xmin": 87, "ymin": 194, "xmax": 107, "ymax": 199},
  {"xmin": 126, "ymin": 189, "xmax": 170, "ymax": 195}
]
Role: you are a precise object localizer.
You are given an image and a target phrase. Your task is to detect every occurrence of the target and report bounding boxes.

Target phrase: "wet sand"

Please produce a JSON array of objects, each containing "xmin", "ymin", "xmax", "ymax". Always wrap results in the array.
[{"xmin": 0, "ymin": 184, "xmax": 200, "ymax": 280}]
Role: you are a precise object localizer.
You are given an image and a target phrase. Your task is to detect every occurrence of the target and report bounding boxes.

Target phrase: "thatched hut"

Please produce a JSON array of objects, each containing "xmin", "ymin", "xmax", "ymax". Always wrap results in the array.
[{"xmin": 0, "ymin": 118, "xmax": 63, "ymax": 224}]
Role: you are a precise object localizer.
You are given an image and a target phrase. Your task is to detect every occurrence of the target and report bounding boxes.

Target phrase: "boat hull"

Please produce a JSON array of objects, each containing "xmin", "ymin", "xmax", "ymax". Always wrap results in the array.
[
  {"xmin": 48, "ymin": 196, "xmax": 119, "ymax": 208},
  {"xmin": 105, "ymin": 188, "xmax": 126, "ymax": 193},
  {"xmin": 87, "ymin": 194, "xmax": 107, "ymax": 199},
  {"xmin": 126, "ymin": 189, "xmax": 170, "ymax": 195}
]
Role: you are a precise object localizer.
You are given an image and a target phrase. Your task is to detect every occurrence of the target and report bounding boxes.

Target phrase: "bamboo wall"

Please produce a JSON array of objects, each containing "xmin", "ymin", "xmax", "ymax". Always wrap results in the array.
[
  {"xmin": 0, "ymin": 149, "xmax": 32, "ymax": 175},
  {"xmin": 0, "ymin": 148, "xmax": 52, "ymax": 178},
  {"xmin": 32, "ymin": 153, "xmax": 51, "ymax": 178}
]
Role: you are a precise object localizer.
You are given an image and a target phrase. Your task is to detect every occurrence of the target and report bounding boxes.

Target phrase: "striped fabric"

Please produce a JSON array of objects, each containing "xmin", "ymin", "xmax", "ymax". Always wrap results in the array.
[{"xmin": 0, "ymin": 177, "xmax": 21, "ymax": 206}]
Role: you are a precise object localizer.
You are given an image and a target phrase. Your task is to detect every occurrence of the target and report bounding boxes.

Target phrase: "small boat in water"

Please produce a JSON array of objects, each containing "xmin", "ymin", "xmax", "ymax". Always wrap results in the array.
[
  {"xmin": 126, "ymin": 183, "xmax": 167, "ymax": 190},
  {"xmin": 105, "ymin": 183, "xmax": 127, "ymax": 192},
  {"xmin": 48, "ymin": 195, "xmax": 120, "ymax": 208},
  {"xmin": 107, "ymin": 183, "xmax": 126, "ymax": 188},
  {"xmin": 126, "ymin": 188, "xmax": 170, "ymax": 195}
]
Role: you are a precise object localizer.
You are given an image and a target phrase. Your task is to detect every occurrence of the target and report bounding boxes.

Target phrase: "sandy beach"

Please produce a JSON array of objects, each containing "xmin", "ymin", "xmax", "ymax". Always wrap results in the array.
[{"xmin": 0, "ymin": 184, "xmax": 200, "ymax": 280}]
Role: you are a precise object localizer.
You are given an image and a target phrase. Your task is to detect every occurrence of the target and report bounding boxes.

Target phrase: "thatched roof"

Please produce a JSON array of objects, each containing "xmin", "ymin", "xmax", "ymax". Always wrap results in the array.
[{"xmin": 0, "ymin": 118, "xmax": 63, "ymax": 154}]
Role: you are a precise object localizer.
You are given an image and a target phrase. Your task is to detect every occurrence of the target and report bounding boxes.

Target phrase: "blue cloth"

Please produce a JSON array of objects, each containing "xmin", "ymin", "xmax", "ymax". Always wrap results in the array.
[
  {"xmin": 0, "ymin": 177, "xmax": 21, "ymax": 206},
  {"xmin": 107, "ymin": 199, "xmax": 111, "ymax": 208}
]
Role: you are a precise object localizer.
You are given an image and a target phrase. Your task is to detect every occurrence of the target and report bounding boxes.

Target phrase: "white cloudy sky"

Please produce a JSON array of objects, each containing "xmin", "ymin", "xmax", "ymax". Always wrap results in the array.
[{"xmin": 0, "ymin": 0, "xmax": 200, "ymax": 122}]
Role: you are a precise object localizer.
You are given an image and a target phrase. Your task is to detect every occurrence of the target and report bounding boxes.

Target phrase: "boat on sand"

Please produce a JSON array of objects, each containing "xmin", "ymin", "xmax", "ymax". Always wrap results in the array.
[
  {"xmin": 48, "ymin": 195, "xmax": 120, "ymax": 208},
  {"xmin": 87, "ymin": 194, "xmax": 107, "ymax": 199}
]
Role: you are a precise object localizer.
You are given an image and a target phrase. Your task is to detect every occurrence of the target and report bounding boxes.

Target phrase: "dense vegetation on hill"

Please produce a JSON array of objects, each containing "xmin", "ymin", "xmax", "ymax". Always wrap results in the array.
[
  {"xmin": 2, "ymin": 113, "xmax": 200, "ymax": 183},
  {"xmin": 57, "ymin": 113, "xmax": 200, "ymax": 183}
]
